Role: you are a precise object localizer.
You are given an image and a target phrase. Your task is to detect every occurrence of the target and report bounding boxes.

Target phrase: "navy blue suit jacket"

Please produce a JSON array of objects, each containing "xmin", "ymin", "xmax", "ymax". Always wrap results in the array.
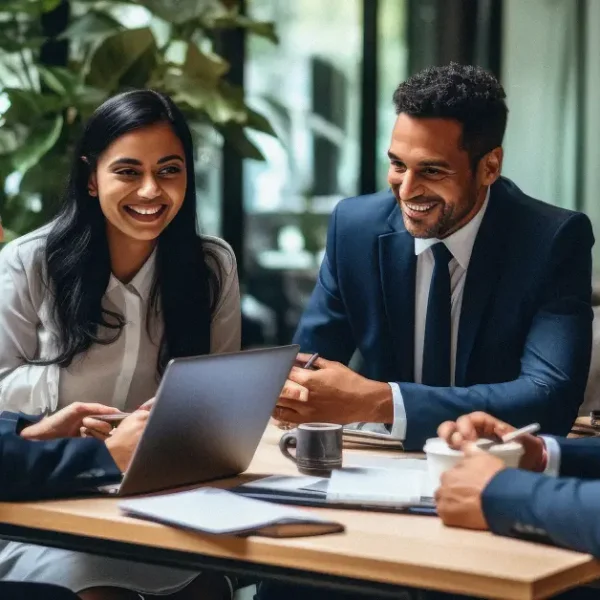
[
  {"xmin": 483, "ymin": 436, "xmax": 600, "ymax": 557},
  {"xmin": 0, "ymin": 412, "xmax": 121, "ymax": 500},
  {"xmin": 294, "ymin": 178, "xmax": 594, "ymax": 449}
]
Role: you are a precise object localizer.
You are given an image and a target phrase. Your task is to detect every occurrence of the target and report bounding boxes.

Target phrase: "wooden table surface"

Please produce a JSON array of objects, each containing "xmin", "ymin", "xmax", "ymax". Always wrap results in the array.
[{"xmin": 0, "ymin": 425, "xmax": 599, "ymax": 599}]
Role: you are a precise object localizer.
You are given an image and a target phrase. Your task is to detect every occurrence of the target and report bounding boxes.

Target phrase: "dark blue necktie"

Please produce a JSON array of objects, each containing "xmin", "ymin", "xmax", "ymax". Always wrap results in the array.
[{"xmin": 422, "ymin": 243, "xmax": 453, "ymax": 386}]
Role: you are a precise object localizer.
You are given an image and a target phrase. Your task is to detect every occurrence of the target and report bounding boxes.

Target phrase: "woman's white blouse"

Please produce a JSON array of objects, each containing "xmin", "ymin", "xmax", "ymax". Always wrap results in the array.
[{"xmin": 0, "ymin": 226, "xmax": 241, "ymax": 414}]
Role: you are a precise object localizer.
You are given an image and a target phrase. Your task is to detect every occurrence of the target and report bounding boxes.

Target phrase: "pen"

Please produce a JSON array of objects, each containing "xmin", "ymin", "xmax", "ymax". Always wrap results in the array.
[{"xmin": 303, "ymin": 353, "xmax": 319, "ymax": 369}]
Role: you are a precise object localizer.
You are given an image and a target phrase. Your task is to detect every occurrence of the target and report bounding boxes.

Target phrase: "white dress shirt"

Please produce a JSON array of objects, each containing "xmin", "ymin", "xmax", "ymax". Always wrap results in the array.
[
  {"xmin": 0, "ymin": 225, "xmax": 241, "ymax": 415},
  {"xmin": 388, "ymin": 188, "xmax": 490, "ymax": 439}
]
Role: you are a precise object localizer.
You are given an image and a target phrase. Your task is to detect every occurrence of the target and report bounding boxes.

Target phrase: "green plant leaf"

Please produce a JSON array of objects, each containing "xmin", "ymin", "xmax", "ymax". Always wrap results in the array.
[
  {"xmin": 135, "ymin": 0, "xmax": 217, "ymax": 25},
  {"xmin": 167, "ymin": 74, "xmax": 246, "ymax": 124},
  {"xmin": 1, "ymin": 89, "xmax": 66, "ymax": 124},
  {"xmin": 11, "ymin": 114, "xmax": 64, "ymax": 174},
  {"xmin": 59, "ymin": 10, "xmax": 124, "ymax": 42},
  {"xmin": 219, "ymin": 123, "xmax": 265, "ymax": 161},
  {"xmin": 118, "ymin": 44, "xmax": 158, "ymax": 89},
  {"xmin": 0, "ymin": 21, "xmax": 28, "ymax": 53},
  {"xmin": 182, "ymin": 42, "xmax": 229, "ymax": 83},
  {"xmin": 1, "ymin": 0, "xmax": 57, "ymax": 14},
  {"xmin": 0, "ymin": 128, "xmax": 22, "ymax": 155},
  {"xmin": 37, "ymin": 65, "xmax": 79, "ymax": 97},
  {"xmin": 0, "ymin": 193, "xmax": 48, "ymax": 237},
  {"xmin": 86, "ymin": 27, "xmax": 156, "ymax": 92},
  {"xmin": 42, "ymin": 0, "xmax": 63, "ymax": 11},
  {"xmin": 75, "ymin": 85, "xmax": 110, "ymax": 118},
  {"xmin": 245, "ymin": 107, "xmax": 277, "ymax": 136},
  {"xmin": 19, "ymin": 149, "xmax": 70, "ymax": 199},
  {"xmin": 206, "ymin": 15, "xmax": 278, "ymax": 43}
]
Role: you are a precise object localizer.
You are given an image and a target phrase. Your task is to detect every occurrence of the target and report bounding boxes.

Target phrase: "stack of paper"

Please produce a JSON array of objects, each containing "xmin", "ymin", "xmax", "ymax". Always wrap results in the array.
[
  {"xmin": 342, "ymin": 428, "xmax": 404, "ymax": 449},
  {"xmin": 326, "ymin": 466, "xmax": 427, "ymax": 505}
]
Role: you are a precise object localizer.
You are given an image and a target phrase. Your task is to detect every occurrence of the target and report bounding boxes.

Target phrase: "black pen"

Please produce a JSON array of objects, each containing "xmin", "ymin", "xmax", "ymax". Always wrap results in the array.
[{"xmin": 303, "ymin": 353, "xmax": 319, "ymax": 369}]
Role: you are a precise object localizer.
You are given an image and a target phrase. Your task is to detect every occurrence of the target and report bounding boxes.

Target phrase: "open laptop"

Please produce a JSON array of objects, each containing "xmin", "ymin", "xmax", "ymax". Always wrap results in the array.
[{"xmin": 99, "ymin": 344, "xmax": 299, "ymax": 496}]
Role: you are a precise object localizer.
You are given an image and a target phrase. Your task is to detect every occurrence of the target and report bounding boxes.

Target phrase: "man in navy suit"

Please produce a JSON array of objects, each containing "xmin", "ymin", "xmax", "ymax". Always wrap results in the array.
[{"xmin": 274, "ymin": 63, "xmax": 593, "ymax": 450}]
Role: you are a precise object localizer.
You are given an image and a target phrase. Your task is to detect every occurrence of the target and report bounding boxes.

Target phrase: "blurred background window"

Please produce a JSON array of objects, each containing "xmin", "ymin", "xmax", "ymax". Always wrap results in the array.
[{"xmin": 1, "ymin": 0, "xmax": 599, "ymax": 346}]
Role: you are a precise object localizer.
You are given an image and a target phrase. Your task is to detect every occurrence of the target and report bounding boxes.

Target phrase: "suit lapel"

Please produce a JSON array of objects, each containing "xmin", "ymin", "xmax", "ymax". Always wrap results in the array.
[
  {"xmin": 455, "ymin": 186, "xmax": 508, "ymax": 386},
  {"xmin": 378, "ymin": 205, "xmax": 416, "ymax": 382}
]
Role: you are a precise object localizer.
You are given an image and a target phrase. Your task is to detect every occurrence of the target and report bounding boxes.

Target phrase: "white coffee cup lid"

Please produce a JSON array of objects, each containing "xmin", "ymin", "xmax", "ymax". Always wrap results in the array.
[{"xmin": 424, "ymin": 437, "xmax": 524, "ymax": 456}]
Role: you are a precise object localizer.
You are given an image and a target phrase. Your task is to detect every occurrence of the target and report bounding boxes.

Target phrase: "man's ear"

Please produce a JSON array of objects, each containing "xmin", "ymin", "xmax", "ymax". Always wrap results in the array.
[
  {"xmin": 88, "ymin": 172, "xmax": 98, "ymax": 197},
  {"xmin": 480, "ymin": 147, "xmax": 503, "ymax": 186}
]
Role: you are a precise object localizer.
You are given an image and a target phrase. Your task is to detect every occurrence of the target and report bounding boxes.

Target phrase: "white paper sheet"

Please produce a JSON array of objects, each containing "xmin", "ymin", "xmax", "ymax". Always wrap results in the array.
[{"xmin": 327, "ymin": 465, "xmax": 431, "ymax": 505}]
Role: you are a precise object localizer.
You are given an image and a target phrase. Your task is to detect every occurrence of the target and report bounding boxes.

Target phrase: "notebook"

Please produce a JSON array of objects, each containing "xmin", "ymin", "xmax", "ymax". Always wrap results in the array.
[
  {"xmin": 119, "ymin": 488, "xmax": 345, "ymax": 538},
  {"xmin": 235, "ymin": 457, "xmax": 436, "ymax": 515},
  {"xmin": 342, "ymin": 428, "xmax": 405, "ymax": 450}
]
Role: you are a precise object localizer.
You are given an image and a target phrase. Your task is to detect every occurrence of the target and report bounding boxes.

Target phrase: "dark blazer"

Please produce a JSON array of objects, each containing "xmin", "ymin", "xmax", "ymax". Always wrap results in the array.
[
  {"xmin": 294, "ymin": 177, "xmax": 594, "ymax": 449},
  {"xmin": 0, "ymin": 412, "xmax": 121, "ymax": 500},
  {"xmin": 483, "ymin": 436, "xmax": 600, "ymax": 557}
]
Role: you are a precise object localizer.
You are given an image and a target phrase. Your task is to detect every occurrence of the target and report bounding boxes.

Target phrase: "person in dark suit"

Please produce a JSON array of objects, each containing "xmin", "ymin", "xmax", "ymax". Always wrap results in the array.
[
  {"xmin": 257, "ymin": 411, "xmax": 600, "ymax": 600},
  {"xmin": 436, "ymin": 411, "xmax": 600, "ymax": 557},
  {"xmin": 0, "ymin": 402, "xmax": 148, "ymax": 501},
  {"xmin": 274, "ymin": 63, "xmax": 593, "ymax": 450},
  {"xmin": 0, "ymin": 403, "xmax": 147, "ymax": 599}
]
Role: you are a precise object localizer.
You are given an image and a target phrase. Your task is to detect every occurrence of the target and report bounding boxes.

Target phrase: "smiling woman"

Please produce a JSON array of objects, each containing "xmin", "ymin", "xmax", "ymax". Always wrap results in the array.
[{"xmin": 0, "ymin": 90, "xmax": 240, "ymax": 599}]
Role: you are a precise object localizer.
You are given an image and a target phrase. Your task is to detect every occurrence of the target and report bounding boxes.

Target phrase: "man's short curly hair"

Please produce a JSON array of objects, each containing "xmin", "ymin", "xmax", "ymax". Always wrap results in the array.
[{"xmin": 393, "ymin": 63, "xmax": 508, "ymax": 167}]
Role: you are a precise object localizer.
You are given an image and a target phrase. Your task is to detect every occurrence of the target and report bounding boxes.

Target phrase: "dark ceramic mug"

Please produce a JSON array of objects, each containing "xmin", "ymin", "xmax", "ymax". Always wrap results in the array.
[{"xmin": 279, "ymin": 423, "xmax": 343, "ymax": 476}]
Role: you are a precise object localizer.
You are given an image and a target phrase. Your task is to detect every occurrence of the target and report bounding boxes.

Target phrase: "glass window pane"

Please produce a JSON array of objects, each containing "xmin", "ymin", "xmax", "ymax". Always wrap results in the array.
[
  {"xmin": 377, "ymin": 0, "xmax": 408, "ymax": 188},
  {"xmin": 243, "ymin": 0, "xmax": 362, "ymax": 345}
]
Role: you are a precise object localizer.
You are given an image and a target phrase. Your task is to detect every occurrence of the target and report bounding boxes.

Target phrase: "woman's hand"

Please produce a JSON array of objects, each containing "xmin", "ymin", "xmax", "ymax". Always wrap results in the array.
[
  {"xmin": 20, "ymin": 403, "xmax": 121, "ymax": 441},
  {"xmin": 104, "ymin": 410, "xmax": 150, "ymax": 472},
  {"xmin": 81, "ymin": 398, "xmax": 155, "ymax": 440}
]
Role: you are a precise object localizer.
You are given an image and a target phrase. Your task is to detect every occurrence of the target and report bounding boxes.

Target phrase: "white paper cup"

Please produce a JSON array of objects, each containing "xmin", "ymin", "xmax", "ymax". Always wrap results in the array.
[{"xmin": 424, "ymin": 437, "xmax": 524, "ymax": 492}]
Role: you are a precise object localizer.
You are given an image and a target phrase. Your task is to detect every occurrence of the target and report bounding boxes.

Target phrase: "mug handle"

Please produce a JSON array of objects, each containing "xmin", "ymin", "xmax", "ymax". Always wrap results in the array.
[{"xmin": 279, "ymin": 431, "xmax": 298, "ymax": 463}]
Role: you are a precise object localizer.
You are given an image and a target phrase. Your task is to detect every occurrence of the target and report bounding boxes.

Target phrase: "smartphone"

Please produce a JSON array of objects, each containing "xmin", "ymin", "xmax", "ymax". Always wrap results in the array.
[{"xmin": 94, "ymin": 413, "xmax": 131, "ymax": 423}]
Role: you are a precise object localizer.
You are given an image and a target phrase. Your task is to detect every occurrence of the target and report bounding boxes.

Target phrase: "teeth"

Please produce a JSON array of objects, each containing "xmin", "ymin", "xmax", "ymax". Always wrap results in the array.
[
  {"xmin": 405, "ymin": 202, "xmax": 435, "ymax": 212},
  {"xmin": 127, "ymin": 205, "xmax": 163, "ymax": 215}
]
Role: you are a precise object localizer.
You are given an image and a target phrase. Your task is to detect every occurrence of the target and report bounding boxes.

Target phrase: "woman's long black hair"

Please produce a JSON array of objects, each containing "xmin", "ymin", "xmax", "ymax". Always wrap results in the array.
[{"xmin": 36, "ymin": 89, "xmax": 219, "ymax": 373}]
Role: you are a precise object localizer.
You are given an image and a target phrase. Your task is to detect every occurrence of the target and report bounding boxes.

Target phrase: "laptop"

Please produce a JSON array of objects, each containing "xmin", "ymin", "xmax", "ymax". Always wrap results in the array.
[{"xmin": 99, "ymin": 344, "xmax": 299, "ymax": 496}]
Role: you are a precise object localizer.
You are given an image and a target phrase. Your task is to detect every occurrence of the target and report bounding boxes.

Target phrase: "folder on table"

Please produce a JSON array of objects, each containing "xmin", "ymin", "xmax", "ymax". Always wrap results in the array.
[{"xmin": 120, "ymin": 487, "xmax": 345, "ymax": 538}]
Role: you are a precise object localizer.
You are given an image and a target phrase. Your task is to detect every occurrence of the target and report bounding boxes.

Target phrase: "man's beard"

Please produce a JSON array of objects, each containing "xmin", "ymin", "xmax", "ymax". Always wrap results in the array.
[{"xmin": 401, "ymin": 189, "xmax": 479, "ymax": 239}]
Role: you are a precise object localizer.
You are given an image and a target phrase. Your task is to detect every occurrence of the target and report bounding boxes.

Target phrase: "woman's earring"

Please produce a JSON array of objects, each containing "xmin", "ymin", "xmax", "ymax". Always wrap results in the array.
[{"xmin": 88, "ymin": 188, "xmax": 97, "ymax": 197}]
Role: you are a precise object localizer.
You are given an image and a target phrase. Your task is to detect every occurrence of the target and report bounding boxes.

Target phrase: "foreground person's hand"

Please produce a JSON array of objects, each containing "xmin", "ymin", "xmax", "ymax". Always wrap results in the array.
[
  {"xmin": 437, "ymin": 411, "xmax": 547, "ymax": 471},
  {"xmin": 435, "ymin": 443, "xmax": 505, "ymax": 531},
  {"xmin": 20, "ymin": 403, "xmax": 121, "ymax": 441}
]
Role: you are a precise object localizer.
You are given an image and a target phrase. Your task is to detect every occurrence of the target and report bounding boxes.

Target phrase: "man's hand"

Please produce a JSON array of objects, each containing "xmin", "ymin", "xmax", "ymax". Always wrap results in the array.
[
  {"xmin": 104, "ymin": 410, "xmax": 150, "ymax": 473},
  {"xmin": 437, "ymin": 411, "xmax": 546, "ymax": 472},
  {"xmin": 274, "ymin": 353, "xmax": 393, "ymax": 425},
  {"xmin": 435, "ymin": 443, "xmax": 505, "ymax": 531},
  {"xmin": 20, "ymin": 403, "xmax": 121, "ymax": 441}
]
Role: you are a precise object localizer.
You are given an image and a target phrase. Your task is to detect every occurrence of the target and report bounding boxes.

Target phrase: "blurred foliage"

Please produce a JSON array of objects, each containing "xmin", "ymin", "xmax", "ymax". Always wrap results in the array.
[{"xmin": 0, "ymin": 0, "xmax": 278, "ymax": 237}]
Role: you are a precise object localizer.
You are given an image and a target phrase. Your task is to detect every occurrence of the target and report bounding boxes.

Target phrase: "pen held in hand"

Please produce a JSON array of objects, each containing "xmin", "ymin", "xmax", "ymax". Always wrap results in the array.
[{"xmin": 303, "ymin": 353, "xmax": 319, "ymax": 370}]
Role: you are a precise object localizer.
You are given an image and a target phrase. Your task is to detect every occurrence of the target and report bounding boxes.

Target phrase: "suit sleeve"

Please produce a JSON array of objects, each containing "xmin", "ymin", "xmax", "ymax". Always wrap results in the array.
[
  {"xmin": 399, "ymin": 213, "xmax": 594, "ymax": 450},
  {"xmin": 482, "ymin": 468, "xmax": 600, "ymax": 558},
  {"xmin": 550, "ymin": 436, "xmax": 600, "ymax": 479},
  {"xmin": 293, "ymin": 205, "xmax": 356, "ymax": 364},
  {"xmin": 0, "ymin": 412, "xmax": 121, "ymax": 501}
]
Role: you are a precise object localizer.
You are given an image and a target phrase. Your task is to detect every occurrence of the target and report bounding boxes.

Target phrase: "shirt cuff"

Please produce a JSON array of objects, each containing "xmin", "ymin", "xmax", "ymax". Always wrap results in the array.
[
  {"xmin": 388, "ymin": 382, "xmax": 407, "ymax": 440},
  {"xmin": 540, "ymin": 435, "xmax": 561, "ymax": 477}
]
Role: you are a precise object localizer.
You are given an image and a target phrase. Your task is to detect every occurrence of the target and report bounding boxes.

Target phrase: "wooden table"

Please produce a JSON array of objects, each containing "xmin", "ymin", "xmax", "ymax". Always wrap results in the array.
[{"xmin": 1, "ymin": 426, "xmax": 599, "ymax": 599}]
